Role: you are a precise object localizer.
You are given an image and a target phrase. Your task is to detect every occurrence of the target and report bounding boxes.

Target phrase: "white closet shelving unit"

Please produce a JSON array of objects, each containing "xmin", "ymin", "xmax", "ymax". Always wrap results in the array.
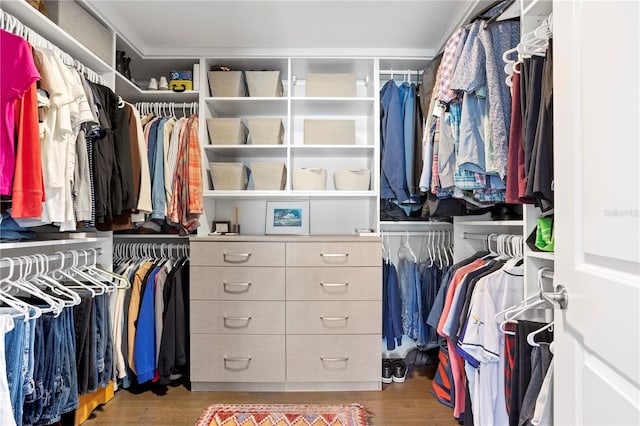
[{"xmin": 198, "ymin": 57, "xmax": 378, "ymax": 236}]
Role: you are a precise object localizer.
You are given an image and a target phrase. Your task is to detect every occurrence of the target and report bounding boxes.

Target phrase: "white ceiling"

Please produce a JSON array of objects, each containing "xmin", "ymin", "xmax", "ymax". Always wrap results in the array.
[{"xmin": 82, "ymin": 0, "xmax": 488, "ymax": 58}]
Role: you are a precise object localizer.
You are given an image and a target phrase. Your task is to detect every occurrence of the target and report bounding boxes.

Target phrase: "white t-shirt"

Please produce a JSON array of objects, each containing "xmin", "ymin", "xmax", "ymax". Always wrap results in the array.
[
  {"xmin": 0, "ymin": 314, "xmax": 16, "ymax": 426},
  {"xmin": 459, "ymin": 262, "xmax": 524, "ymax": 426}
]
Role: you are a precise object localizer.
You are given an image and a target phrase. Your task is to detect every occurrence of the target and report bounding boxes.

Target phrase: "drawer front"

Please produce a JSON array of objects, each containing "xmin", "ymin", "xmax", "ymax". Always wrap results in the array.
[
  {"xmin": 286, "ymin": 301, "xmax": 381, "ymax": 334},
  {"xmin": 191, "ymin": 242, "xmax": 285, "ymax": 266},
  {"xmin": 286, "ymin": 242, "xmax": 381, "ymax": 267},
  {"xmin": 191, "ymin": 267, "xmax": 285, "ymax": 300},
  {"xmin": 286, "ymin": 267, "xmax": 381, "ymax": 301},
  {"xmin": 286, "ymin": 335, "xmax": 380, "ymax": 382},
  {"xmin": 191, "ymin": 301, "xmax": 285, "ymax": 334},
  {"xmin": 191, "ymin": 334, "xmax": 285, "ymax": 382}
]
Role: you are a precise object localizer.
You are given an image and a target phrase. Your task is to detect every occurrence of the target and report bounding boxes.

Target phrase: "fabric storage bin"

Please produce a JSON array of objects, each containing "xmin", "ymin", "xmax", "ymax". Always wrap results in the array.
[
  {"xmin": 207, "ymin": 118, "xmax": 247, "ymax": 145},
  {"xmin": 293, "ymin": 168, "xmax": 327, "ymax": 190},
  {"xmin": 306, "ymin": 73, "xmax": 356, "ymax": 97},
  {"xmin": 334, "ymin": 169, "xmax": 371, "ymax": 190},
  {"xmin": 304, "ymin": 120, "xmax": 355, "ymax": 145},
  {"xmin": 208, "ymin": 71, "xmax": 246, "ymax": 97},
  {"xmin": 245, "ymin": 71, "xmax": 284, "ymax": 97},
  {"xmin": 247, "ymin": 118, "xmax": 284, "ymax": 145},
  {"xmin": 250, "ymin": 162, "xmax": 287, "ymax": 190},
  {"xmin": 209, "ymin": 162, "xmax": 249, "ymax": 190}
]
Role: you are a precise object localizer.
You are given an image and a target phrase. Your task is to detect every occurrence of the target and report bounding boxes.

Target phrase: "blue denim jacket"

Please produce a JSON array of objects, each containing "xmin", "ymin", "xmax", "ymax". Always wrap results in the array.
[{"xmin": 380, "ymin": 80, "xmax": 410, "ymax": 202}]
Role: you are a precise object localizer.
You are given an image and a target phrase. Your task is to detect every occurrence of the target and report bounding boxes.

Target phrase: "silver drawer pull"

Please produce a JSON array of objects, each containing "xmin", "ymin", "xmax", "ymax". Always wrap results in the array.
[
  {"xmin": 223, "ymin": 282, "xmax": 252, "ymax": 292},
  {"xmin": 320, "ymin": 356, "xmax": 349, "ymax": 362},
  {"xmin": 320, "ymin": 282, "xmax": 349, "ymax": 287},
  {"xmin": 223, "ymin": 252, "xmax": 252, "ymax": 263},
  {"xmin": 320, "ymin": 253, "xmax": 349, "ymax": 258},
  {"xmin": 224, "ymin": 355, "xmax": 252, "ymax": 362},
  {"xmin": 224, "ymin": 315, "xmax": 252, "ymax": 321},
  {"xmin": 320, "ymin": 316, "xmax": 349, "ymax": 321}
]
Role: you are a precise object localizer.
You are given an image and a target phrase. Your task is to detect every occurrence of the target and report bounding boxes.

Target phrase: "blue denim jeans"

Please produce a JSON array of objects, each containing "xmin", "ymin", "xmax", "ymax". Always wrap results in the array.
[
  {"xmin": 60, "ymin": 308, "xmax": 78, "ymax": 415},
  {"xmin": 399, "ymin": 257, "xmax": 419, "ymax": 341},
  {"xmin": 74, "ymin": 293, "xmax": 94, "ymax": 395},
  {"xmin": 38, "ymin": 312, "xmax": 63, "ymax": 424},
  {"xmin": 94, "ymin": 294, "xmax": 113, "ymax": 388},
  {"xmin": 2, "ymin": 308, "xmax": 24, "ymax": 425},
  {"xmin": 23, "ymin": 316, "xmax": 44, "ymax": 426}
]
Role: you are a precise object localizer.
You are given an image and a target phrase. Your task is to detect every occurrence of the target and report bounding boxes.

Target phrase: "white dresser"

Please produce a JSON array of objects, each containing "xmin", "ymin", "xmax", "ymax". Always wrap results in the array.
[{"xmin": 189, "ymin": 235, "xmax": 382, "ymax": 391}]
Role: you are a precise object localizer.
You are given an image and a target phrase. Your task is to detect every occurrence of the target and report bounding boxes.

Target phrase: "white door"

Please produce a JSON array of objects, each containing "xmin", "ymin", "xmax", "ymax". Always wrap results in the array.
[{"xmin": 554, "ymin": 0, "xmax": 640, "ymax": 424}]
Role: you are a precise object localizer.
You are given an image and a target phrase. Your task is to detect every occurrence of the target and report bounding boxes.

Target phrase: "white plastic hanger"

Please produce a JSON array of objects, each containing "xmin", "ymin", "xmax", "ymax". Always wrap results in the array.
[{"xmin": 527, "ymin": 321, "xmax": 554, "ymax": 347}]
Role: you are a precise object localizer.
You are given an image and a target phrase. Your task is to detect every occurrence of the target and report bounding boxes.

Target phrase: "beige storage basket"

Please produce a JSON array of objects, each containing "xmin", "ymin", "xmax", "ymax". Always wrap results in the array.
[
  {"xmin": 245, "ymin": 71, "xmax": 284, "ymax": 97},
  {"xmin": 304, "ymin": 119, "xmax": 355, "ymax": 145},
  {"xmin": 250, "ymin": 162, "xmax": 287, "ymax": 190},
  {"xmin": 292, "ymin": 168, "xmax": 327, "ymax": 190},
  {"xmin": 209, "ymin": 162, "xmax": 249, "ymax": 190},
  {"xmin": 207, "ymin": 71, "xmax": 246, "ymax": 97},
  {"xmin": 334, "ymin": 169, "xmax": 371, "ymax": 190},
  {"xmin": 247, "ymin": 118, "xmax": 284, "ymax": 145},
  {"xmin": 306, "ymin": 73, "xmax": 356, "ymax": 97},
  {"xmin": 207, "ymin": 118, "xmax": 247, "ymax": 145}
]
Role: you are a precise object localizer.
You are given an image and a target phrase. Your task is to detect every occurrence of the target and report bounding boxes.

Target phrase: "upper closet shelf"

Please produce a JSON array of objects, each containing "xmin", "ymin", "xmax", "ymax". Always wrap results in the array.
[
  {"xmin": 291, "ymin": 98, "xmax": 374, "ymax": 116},
  {"xmin": 456, "ymin": 220, "xmax": 523, "ymax": 226},
  {"xmin": 0, "ymin": 236, "xmax": 104, "ymax": 250},
  {"xmin": 527, "ymin": 251, "xmax": 555, "ymax": 260},
  {"xmin": 203, "ymin": 190, "xmax": 376, "ymax": 199},
  {"xmin": 205, "ymin": 98, "xmax": 288, "ymax": 116},
  {"xmin": 1, "ymin": 0, "xmax": 112, "ymax": 73},
  {"xmin": 115, "ymin": 72, "xmax": 199, "ymax": 102}
]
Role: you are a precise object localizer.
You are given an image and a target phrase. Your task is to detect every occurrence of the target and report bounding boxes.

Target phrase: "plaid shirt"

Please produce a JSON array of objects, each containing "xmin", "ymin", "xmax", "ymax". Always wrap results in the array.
[
  {"xmin": 438, "ymin": 27, "xmax": 467, "ymax": 104},
  {"xmin": 168, "ymin": 116, "xmax": 202, "ymax": 234}
]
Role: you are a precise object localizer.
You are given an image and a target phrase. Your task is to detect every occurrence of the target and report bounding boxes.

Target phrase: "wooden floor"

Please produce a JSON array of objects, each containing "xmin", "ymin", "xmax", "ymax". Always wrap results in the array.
[{"xmin": 82, "ymin": 366, "xmax": 459, "ymax": 425}]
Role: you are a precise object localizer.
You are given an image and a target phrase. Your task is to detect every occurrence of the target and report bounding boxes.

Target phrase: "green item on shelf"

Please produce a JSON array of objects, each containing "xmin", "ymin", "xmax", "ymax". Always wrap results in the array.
[{"xmin": 535, "ymin": 216, "xmax": 555, "ymax": 252}]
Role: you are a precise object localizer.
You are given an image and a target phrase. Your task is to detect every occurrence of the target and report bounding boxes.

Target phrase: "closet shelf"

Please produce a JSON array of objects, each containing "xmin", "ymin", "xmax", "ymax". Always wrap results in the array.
[
  {"xmin": 0, "ymin": 237, "xmax": 104, "ymax": 250},
  {"xmin": 115, "ymin": 71, "xmax": 199, "ymax": 102},
  {"xmin": 205, "ymin": 98, "xmax": 288, "ymax": 116},
  {"xmin": 527, "ymin": 251, "xmax": 555, "ymax": 260},
  {"xmin": 1, "ymin": 0, "xmax": 112, "ymax": 73},
  {"xmin": 380, "ymin": 221, "xmax": 453, "ymax": 231},
  {"xmin": 455, "ymin": 220, "xmax": 523, "ymax": 226},
  {"xmin": 291, "ymin": 98, "xmax": 374, "ymax": 115},
  {"xmin": 203, "ymin": 190, "xmax": 377, "ymax": 199}
]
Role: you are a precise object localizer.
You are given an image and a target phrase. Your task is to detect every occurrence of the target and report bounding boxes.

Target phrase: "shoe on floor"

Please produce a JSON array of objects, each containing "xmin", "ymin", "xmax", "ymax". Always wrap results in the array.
[
  {"xmin": 148, "ymin": 77, "xmax": 158, "ymax": 90},
  {"xmin": 159, "ymin": 76, "xmax": 169, "ymax": 90},
  {"xmin": 382, "ymin": 359, "xmax": 393, "ymax": 384},
  {"xmin": 392, "ymin": 359, "xmax": 408, "ymax": 383}
]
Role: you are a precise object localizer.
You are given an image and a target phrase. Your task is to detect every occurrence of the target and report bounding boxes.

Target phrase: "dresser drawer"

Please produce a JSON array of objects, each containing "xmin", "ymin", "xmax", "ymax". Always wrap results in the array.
[
  {"xmin": 286, "ymin": 301, "xmax": 381, "ymax": 334},
  {"xmin": 286, "ymin": 267, "xmax": 381, "ymax": 300},
  {"xmin": 191, "ymin": 242, "xmax": 285, "ymax": 266},
  {"xmin": 191, "ymin": 301, "xmax": 285, "ymax": 334},
  {"xmin": 191, "ymin": 334, "xmax": 285, "ymax": 382},
  {"xmin": 286, "ymin": 242, "xmax": 380, "ymax": 267},
  {"xmin": 191, "ymin": 267, "xmax": 285, "ymax": 300},
  {"xmin": 286, "ymin": 335, "xmax": 380, "ymax": 382}
]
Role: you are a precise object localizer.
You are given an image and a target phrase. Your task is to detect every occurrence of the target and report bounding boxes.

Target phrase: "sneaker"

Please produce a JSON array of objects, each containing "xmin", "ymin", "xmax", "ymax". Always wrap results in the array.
[
  {"xmin": 382, "ymin": 359, "xmax": 393, "ymax": 384},
  {"xmin": 147, "ymin": 77, "xmax": 158, "ymax": 90},
  {"xmin": 159, "ymin": 76, "xmax": 169, "ymax": 90},
  {"xmin": 392, "ymin": 359, "xmax": 408, "ymax": 383}
]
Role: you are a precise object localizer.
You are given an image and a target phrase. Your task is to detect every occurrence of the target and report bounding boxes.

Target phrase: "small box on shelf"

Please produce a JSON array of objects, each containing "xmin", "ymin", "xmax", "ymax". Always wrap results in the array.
[
  {"xmin": 306, "ymin": 73, "xmax": 356, "ymax": 97},
  {"xmin": 292, "ymin": 168, "xmax": 327, "ymax": 190},
  {"xmin": 206, "ymin": 118, "xmax": 247, "ymax": 145},
  {"xmin": 304, "ymin": 119, "xmax": 355, "ymax": 145},
  {"xmin": 245, "ymin": 71, "xmax": 284, "ymax": 97},
  {"xmin": 247, "ymin": 118, "xmax": 284, "ymax": 145},
  {"xmin": 209, "ymin": 162, "xmax": 249, "ymax": 190},
  {"xmin": 208, "ymin": 71, "xmax": 246, "ymax": 97},
  {"xmin": 250, "ymin": 162, "xmax": 287, "ymax": 190},
  {"xmin": 334, "ymin": 169, "xmax": 371, "ymax": 190}
]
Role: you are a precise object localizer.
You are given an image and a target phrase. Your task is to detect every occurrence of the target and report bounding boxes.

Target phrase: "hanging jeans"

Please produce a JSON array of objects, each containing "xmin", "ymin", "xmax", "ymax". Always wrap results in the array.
[
  {"xmin": 382, "ymin": 260, "xmax": 403, "ymax": 350},
  {"xmin": 59, "ymin": 308, "xmax": 78, "ymax": 415},
  {"xmin": 94, "ymin": 293, "xmax": 113, "ymax": 388},
  {"xmin": 2, "ymin": 308, "xmax": 25, "ymax": 425},
  {"xmin": 23, "ymin": 317, "xmax": 43, "ymax": 426},
  {"xmin": 399, "ymin": 256, "xmax": 420, "ymax": 341}
]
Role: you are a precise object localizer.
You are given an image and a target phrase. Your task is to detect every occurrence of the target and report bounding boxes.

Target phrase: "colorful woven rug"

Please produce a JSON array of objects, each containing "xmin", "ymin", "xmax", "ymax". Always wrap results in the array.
[{"xmin": 195, "ymin": 403, "xmax": 368, "ymax": 426}]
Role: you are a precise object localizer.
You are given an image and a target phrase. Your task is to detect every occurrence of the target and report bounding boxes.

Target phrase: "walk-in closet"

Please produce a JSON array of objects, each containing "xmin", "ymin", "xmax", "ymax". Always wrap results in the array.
[{"xmin": 1, "ymin": 0, "xmax": 638, "ymax": 425}]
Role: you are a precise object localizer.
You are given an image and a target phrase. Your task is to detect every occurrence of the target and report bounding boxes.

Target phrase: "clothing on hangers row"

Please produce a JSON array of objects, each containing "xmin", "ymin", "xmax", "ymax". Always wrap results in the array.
[
  {"xmin": 134, "ymin": 102, "xmax": 198, "ymax": 118},
  {"xmin": 0, "ymin": 248, "xmax": 130, "ymax": 426}
]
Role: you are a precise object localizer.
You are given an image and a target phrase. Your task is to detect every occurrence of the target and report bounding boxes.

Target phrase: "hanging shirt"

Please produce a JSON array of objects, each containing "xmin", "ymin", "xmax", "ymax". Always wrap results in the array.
[{"xmin": 1, "ymin": 30, "xmax": 41, "ymax": 196}]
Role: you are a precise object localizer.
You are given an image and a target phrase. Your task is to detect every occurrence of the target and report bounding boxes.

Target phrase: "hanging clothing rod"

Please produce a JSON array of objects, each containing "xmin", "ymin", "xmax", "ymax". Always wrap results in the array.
[
  {"xmin": 0, "ymin": 248, "xmax": 103, "ymax": 273},
  {"xmin": 379, "ymin": 69, "xmax": 424, "ymax": 75},
  {"xmin": 382, "ymin": 231, "xmax": 451, "ymax": 236},
  {"xmin": 0, "ymin": 8, "xmax": 105, "ymax": 85},
  {"xmin": 463, "ymin": 232, "xmax": 522, "ymax": 240}
]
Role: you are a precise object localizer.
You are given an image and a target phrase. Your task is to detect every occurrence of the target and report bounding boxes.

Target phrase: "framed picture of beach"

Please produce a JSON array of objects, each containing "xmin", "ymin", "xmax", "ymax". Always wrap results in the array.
[{"xmin": 265, "ymin": 201, "xmax": 309, "ymax": 235}]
